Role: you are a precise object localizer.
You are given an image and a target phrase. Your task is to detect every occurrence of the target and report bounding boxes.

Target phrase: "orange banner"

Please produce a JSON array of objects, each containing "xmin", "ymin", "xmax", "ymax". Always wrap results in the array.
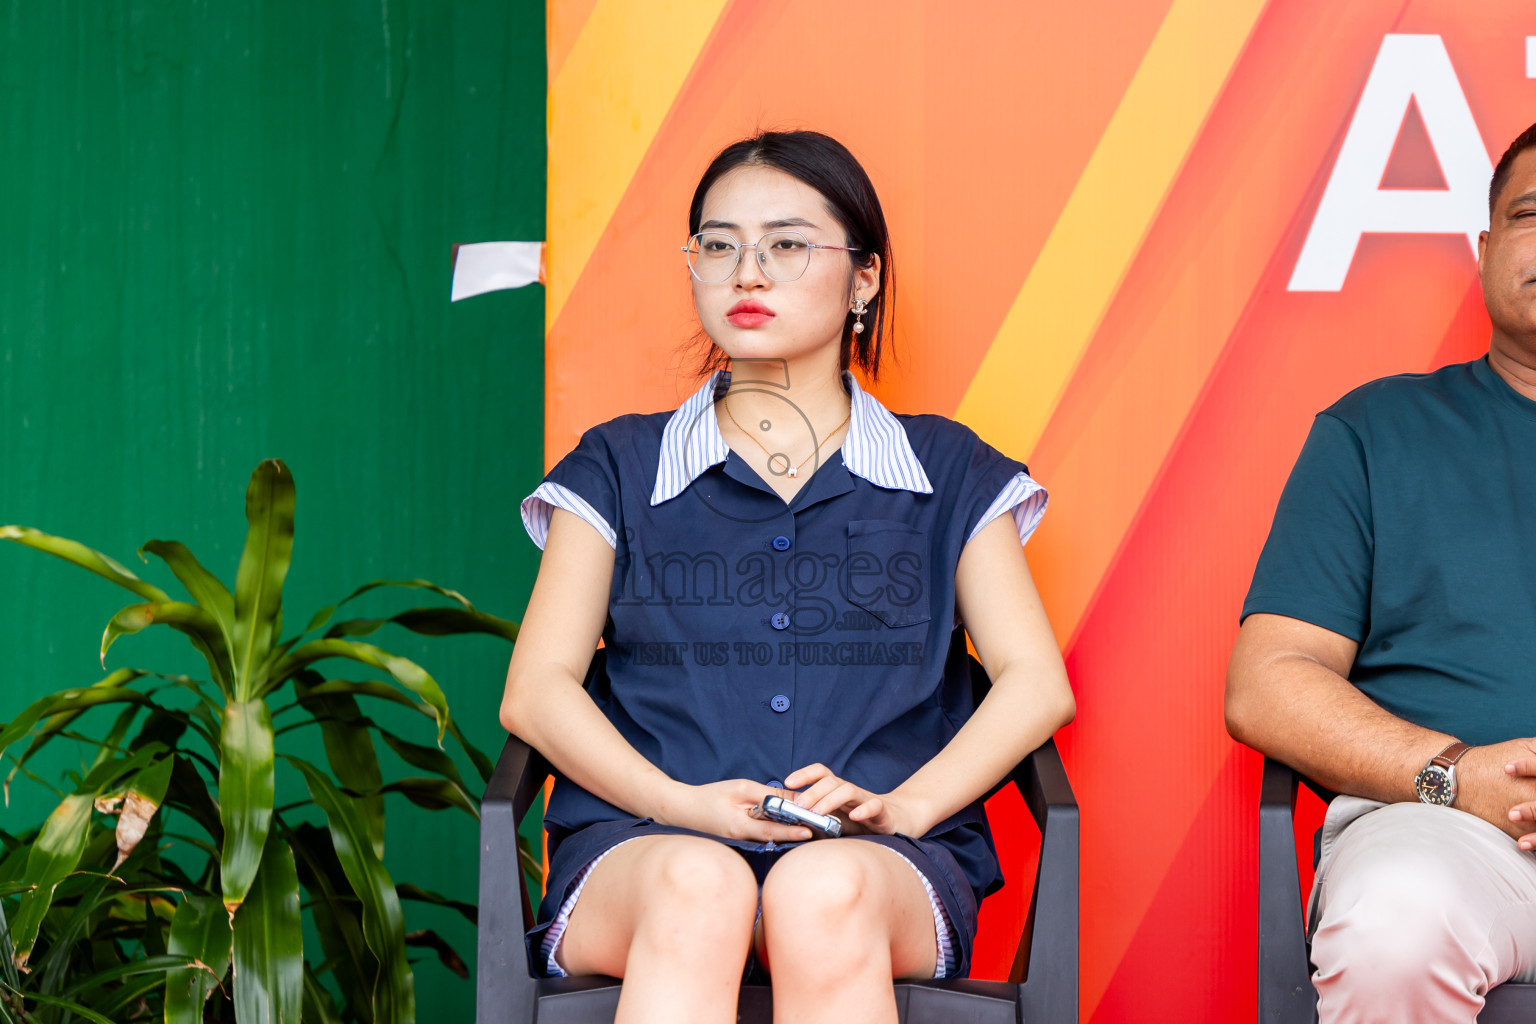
[{"xmin": 545, "ymin": 3, "xmax": 1536, "ymax": 1017}]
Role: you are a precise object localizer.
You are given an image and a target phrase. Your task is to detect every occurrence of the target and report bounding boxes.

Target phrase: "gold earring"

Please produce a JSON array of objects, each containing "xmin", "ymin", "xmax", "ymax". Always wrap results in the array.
[{"xmin": 851, "ymin": 297, "xmax": 867, "ymax": 334}]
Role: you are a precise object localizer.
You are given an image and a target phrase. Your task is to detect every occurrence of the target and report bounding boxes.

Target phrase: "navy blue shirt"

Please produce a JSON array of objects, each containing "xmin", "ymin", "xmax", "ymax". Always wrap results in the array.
[
  {"xmin": 1242, "ymin": 357, "xmax": 1536, "ymax": 745},
  {"xmin": 522, "ymin": 372, "xmax": 1046, "ymax": 899}
]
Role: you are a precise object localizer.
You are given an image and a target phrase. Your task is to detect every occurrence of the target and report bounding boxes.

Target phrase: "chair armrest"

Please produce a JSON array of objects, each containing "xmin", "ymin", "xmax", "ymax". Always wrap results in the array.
[
  {"xmin": 1016, "ymin": 737, "xmax": 1075, "ymax": 832},
  {"xmin": 1258, "ymin": 757, "xmax": 1316, "ymax": 1024},
  {"xmin": 476, "ymin": 734, "xmax": 547, "ymax": 1024},
  {"xmin": 1011, "ymin": 738, "xmax": 1078, "ymax": 1022}
]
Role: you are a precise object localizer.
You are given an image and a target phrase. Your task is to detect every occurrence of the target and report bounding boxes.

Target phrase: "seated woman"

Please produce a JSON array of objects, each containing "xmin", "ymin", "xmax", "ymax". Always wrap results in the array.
[{"xmin": 500, "ymin": 130, "xmax": 1074, "ymax": 1024}]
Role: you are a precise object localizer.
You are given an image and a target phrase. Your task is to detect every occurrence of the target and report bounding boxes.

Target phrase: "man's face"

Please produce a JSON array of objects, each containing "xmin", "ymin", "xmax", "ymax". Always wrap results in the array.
[{"xmin": 1478, "ymin": 147, "xmax": 1536, "ymax": 362}]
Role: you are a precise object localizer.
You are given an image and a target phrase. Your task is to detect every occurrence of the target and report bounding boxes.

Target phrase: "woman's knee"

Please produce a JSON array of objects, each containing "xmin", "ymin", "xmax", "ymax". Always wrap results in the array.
[
  {"xmin": 632, "ymin": 838, "xmax": 759, "ymax": 926},
  {"xmin": 759, "ymin": 841, "xmax": 940, "ymax": 982},
  {"xmin": 760, "ymin": 841, "xmax": 879, "ymax": 932},
  {"xmin": 560, "ymin": 838, "xmax": 757, "ymax": 979}
]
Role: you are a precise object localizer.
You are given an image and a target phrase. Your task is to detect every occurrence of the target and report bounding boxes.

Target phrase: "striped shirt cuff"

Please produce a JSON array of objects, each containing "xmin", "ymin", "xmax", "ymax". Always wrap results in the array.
[
  {"xmin": 967, "ymin": 472, "xmax": 1048, "ymax": 545},
  {"xmin": 520, "ymin": 481, "xmax": 617, "ymax": 551}
]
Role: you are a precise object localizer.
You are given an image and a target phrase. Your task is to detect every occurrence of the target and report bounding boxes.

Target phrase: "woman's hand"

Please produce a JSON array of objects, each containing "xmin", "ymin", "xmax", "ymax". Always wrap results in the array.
[
  {"xmin": 655, "ymin": 778, "xmax": 816, "ymax": 844},
  {"xmin": 783, "ymin": 763, "xmax": 926, "ymax": 838}
]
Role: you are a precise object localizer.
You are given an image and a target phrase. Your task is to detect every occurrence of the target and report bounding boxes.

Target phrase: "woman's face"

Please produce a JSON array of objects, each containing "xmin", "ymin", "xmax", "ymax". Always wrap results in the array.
[{"xmin": 690, "ymin": 164, "xmax": 878, "ymax": 369}]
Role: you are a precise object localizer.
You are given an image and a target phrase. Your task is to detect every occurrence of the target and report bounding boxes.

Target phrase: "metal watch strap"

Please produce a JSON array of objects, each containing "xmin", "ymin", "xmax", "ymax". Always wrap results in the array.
[{"xmin": 1431, "ymin": 741, "xmax": 1472, "ymax": 769}]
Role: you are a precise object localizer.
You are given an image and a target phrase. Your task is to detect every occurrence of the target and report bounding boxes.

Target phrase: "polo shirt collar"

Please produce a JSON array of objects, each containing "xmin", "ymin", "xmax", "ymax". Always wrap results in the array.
[{"xmin": 651, "ymin": 370, "xmax": 934, "ymax": 506}]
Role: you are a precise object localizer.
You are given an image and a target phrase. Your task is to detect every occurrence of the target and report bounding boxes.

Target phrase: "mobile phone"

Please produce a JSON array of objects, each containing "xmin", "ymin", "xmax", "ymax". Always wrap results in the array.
[{"xmin": 760, "ymin": 795, "xmax": 843, "ymax": 838}]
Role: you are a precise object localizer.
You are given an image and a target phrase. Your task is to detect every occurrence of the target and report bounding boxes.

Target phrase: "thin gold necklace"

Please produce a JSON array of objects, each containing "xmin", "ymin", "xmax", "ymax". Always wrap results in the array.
[{"xmin": 723, "ymin": 395, "xmax": 851, "ymax": 479}]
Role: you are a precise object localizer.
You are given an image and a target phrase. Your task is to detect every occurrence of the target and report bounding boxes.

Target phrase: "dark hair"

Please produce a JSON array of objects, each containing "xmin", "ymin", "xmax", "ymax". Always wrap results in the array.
[
  {"xmin": 1489, "ymin": 121, "xmax": 1536, "ymax": 216},
  {"xmin": 688, "ymin": 130, "xmax": 894, "ymax": 378}
]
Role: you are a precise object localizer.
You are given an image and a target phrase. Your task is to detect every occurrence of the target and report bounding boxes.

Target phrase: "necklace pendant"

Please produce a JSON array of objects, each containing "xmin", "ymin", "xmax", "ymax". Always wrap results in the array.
[{"xmin": 787, "ymin": 467, "xmax": 797, "ymax": 478}]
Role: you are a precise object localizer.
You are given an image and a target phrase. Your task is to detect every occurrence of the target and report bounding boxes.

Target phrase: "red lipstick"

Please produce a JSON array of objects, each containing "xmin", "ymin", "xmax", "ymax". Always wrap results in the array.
[{"xmin": 726, "ymin": 300, "xmax": 775, "ymax": 329}]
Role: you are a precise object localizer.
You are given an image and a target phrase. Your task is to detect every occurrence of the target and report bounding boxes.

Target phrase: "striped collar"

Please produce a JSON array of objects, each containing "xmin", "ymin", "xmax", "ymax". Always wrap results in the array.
[{"xmin": 650, "ymin": 370, "xmax": 934, "ymax": 506}]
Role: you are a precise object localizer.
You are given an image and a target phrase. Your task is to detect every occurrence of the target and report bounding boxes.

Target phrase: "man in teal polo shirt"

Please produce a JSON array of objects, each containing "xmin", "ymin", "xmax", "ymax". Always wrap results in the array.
[{"xmin": 1227, "ymin": 122, "xmax": 1536, "ymax": 1024}]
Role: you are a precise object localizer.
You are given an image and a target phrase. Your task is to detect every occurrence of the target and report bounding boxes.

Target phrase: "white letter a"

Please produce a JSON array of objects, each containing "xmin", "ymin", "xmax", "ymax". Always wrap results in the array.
[{"xmin": 1288, "ymin": 34, "xmax": 1492, "ymax": 292}]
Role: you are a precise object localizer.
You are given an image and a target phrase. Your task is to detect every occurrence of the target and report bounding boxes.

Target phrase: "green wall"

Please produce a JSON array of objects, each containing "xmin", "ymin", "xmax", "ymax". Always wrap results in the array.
[{"xmin": 0, "ymin": 0, "xmax": 546, "ymax": 1016}]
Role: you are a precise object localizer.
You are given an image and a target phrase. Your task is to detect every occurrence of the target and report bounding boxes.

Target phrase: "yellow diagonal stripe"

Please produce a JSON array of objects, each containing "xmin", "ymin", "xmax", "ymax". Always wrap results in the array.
[
  {"xmin": 954, "ymin": 0, "xmax": 1267, "ymax": 458},
  {"xmin": 546, "ymin": 0, "xmax": 731, "ymax": 330}
]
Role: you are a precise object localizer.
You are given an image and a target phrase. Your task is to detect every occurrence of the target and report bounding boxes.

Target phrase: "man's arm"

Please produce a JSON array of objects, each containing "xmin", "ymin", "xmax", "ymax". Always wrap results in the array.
[{"xmin": 1226, "ymin": 612, "xmax": 1536, "ymax": 841}]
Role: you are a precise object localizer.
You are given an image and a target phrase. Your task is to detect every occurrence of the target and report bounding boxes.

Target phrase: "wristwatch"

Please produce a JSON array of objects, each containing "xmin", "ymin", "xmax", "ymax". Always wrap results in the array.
[{"xmin": 1414, "ymin": 741, "xmax": 1472, "ymax": 806}]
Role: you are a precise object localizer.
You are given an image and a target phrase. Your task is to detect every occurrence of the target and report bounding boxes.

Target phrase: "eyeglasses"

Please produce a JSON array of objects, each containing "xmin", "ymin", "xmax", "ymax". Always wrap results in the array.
[{"xmin": 681, "ymin": 230, "xmax": 861, "ymax": 283}]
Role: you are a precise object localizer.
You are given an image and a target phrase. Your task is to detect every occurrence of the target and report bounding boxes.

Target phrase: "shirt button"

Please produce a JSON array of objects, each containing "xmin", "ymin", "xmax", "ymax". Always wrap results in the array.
[
  {"xmin": 770, "ymin": 611, "xmax": 790, "ymax": 630},
  {"xmin": 770, "ymin": 694, "xmax": 791, "ymax": 713},
  {"xmin": 772, "ymin": 535, "xmax": 791, "ymax": 551},
  {"xmin": 767, "ymin": 779, "xmax": 785, "ymax": 790}
]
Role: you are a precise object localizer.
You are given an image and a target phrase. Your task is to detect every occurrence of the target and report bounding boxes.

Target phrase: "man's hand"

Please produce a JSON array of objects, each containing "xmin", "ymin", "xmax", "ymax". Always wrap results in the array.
[
  {"xmin": 1447, "ymin": 740, "xmax": 1536, "ymax": 844},
  {"xmin": 1488, "ymin": 741, "xmax": 1536, "ymax": 849}
]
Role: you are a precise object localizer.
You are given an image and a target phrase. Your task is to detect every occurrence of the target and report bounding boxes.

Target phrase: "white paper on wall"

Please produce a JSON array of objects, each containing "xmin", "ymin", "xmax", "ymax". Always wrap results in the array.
[{"xmin": 451, "ymin": 241, "xmax": 545, "ymax": 301}]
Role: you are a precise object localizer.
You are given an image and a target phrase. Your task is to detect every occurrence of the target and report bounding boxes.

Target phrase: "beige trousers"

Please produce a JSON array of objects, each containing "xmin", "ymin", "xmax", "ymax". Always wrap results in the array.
[{"xmin": 1308, "ymin": 796, "xmax": 1536, "ymax": 1023}]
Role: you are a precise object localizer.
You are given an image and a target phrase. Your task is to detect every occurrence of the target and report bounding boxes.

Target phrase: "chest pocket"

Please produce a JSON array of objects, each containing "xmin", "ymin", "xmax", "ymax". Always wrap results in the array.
[{"xmin": 845, "ymin": 520, "xmax": 932, "ymax": 629}]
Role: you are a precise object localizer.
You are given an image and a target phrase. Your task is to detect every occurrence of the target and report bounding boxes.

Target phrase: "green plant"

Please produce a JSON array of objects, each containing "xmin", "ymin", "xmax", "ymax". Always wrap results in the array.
[{"xmin": 0, "ymin": 459, "xmax": 519, "ymax": 1023}]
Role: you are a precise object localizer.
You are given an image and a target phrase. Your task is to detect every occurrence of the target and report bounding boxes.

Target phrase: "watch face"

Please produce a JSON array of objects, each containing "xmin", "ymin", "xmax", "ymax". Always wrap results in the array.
[{"xmin": 1416, "ymin": 765, "xmax": 1455, "ymax": 806}]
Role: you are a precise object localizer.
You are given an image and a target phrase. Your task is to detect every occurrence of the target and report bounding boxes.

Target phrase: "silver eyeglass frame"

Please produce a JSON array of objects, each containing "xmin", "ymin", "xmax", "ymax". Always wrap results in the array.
[{"xmin": 680, "ymin": 229, "xmax": 861, "ymax": 283}]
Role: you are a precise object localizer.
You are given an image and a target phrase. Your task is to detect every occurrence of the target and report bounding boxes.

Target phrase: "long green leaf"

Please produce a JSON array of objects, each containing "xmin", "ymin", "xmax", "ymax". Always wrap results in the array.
[
  {"xmin": 130, "ymin": 704, "xmax": 218, "ymax": 782},
  {"xmin": 294, "ymin": 675, "xmax": 385, "ymax": 859},
  {"xmin": 3, "ymin": 988, "xmax": 117, "ymax": 1024},
  {"xmin": 151, "ymin": 671, "xmax": 224, "ymax": 713},
  {"xmin": 132, "ymin": 704, "xmax": 192, "ymax": 751},
  {"xmin": 0, "ymin": 525, "xmax": 172, "ymax": 603},
  {"xmin": 287, "ymin": 824, "xmax": 375, "ymax": 1024},
  {"xmin": 141, "ymin": 538, "xmax": 235, "ymax": 625},
  {"xmin": 306, "ymin": 578, "xmax": 475, "ymax": 636},
  {"xmin": 34, "ymin": 870, "xmax": 115, "ymax": 991},
  {"xmin": 31, "ymin": 864, "xmax": 116, "ymax": 993},
  {"xmin": 0, "ymin": 669, "xmax": 146, "ymax": 755},
  {"xmin": 8, "ymin": 793, "xmax": 93, "ymax": 966},
  {"xmin": 231, "ymin": 460, "xmax": 296, "ymax": 701},
  {"xmin": 97, "ymin": 974, "xmax": 175, "ymax": 1021},
  {"xmin": 404, "ymin": 929, "xmax": 469, "ymax": 979},
  {"xmin": 219, "ymin": 700, "xmax": 275, "ymax": 913},
  {"xmin": 302, "ymin": 963, "xmax": 346, "ymax": 1024},
  {"xmin": 267, "ymin": 640, "xmax": 449, "ymax": 745},
  {"xmin": 61, "ymin": 952, "xmax": 199, "ymax": 999},
  {"xmin": 0, "ymin": 672, "xmax": 152, "ymax": 792},
  {"xmin": 395, "ymin": 883, "xmax": 478, "ymax": 927},
  {"xmin": 167, "ymin": 753, "xmax": 224, "ymax": 846},
  {"xmin": 165, "ymin": 893, "xmax": 233, "ymax": 1024},
  {"xmin": 0, "ymin": 900, "xmax": 19, "ymax": 992},
  {"xmin": 296, "ymin": 679, "xmax": 491, "ymax": 782},
  {"xmin": 142, "ymin": 539, "xmax": 240, "ymax": 700},
  {"xmin": 79, "ymin": 741, "xmax": 167, "ymax": 795},
  {"xmin": 325, "ymin": 606, "xmax": 518, "ymax": 643},
  {"xmin": 375, "ymin": 729, "xmax": 468, "ymax": 791},
  {"xmin": 378, "ymin": 778, "xmax": 478, "ymax": 819},
  {"xmin": 287, "ymin": 756, "xmax": 413, "ymax": 1024},
  {"xmin": 105, "ymin": 887, "xmax": 179, "ymax": 928},
  {"xmin": 101, "ymin": 601, "xmax": 233, "ymax": 692},
  {"xmin": 232, "ymin": 832, "xmax": 302, "ymax": 1024}
]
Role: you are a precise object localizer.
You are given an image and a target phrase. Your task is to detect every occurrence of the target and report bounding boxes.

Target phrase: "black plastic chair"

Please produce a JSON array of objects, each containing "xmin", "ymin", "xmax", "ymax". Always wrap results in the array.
[
  {"xmin": 1259, "ymin": 757, "xmax": 1536, "ymax": 1022},
  {"xmin": 476, "ymin": 642, "xmax": 1078, "ymax": 1024}
]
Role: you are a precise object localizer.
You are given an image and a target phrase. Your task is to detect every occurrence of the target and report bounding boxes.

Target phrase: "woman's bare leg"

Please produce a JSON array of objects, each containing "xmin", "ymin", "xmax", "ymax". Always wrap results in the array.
[
  {"xmin": 558, "ymin": 835, "xmax": 759, "ymax": 1024},
  {"xmin": 757, "ymin": 840, "xmax": 941, "ymax": 1024}
]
